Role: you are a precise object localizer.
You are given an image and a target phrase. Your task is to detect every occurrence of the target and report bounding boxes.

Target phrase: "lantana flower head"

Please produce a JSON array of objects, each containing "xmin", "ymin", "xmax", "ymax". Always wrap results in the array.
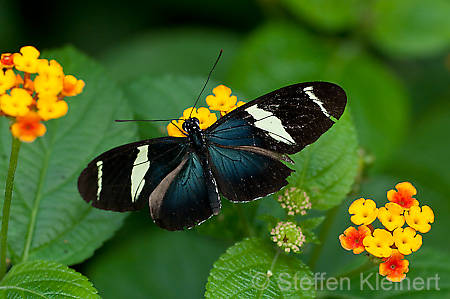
[
  {"xmin": 339, "ymin": 225, "xmax": 371, "ymax": 254},
  {"xmin": 387, "ymin": 182, "xmax": 419, "ymax": 209},
  {"xmin": 1, "ymin": 45, "xmax": 85, "ymax": 142},
  {"xmin": 277, "ymin": 187, "xmax": 311, "ymax": 216},
  {"xmin": 340, "ymin": 182, "xmax": 433, "ymax": 283},
  {"xmin": 348, "ymin": 198, "xmax": 378, "ymax": 225},
  {"xmin": 270, "ymin": 221, "xmax": 306, "ymax": 253}
]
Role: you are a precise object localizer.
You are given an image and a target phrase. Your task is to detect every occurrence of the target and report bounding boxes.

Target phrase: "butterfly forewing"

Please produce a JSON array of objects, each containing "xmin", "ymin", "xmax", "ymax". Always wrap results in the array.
[
  {"xmin": 78, "ymin": 137, "xmax": 188, "ymax": 212},
  {"xmin": 206, "ymin": 82, "xmax": 347, "ymax": 155}
]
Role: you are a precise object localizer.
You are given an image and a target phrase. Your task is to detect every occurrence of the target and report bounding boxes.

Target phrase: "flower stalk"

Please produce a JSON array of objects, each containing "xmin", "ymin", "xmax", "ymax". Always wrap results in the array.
[{"xmin": 0, "ymin": 137, "xmax": 21, "ymax": 280}]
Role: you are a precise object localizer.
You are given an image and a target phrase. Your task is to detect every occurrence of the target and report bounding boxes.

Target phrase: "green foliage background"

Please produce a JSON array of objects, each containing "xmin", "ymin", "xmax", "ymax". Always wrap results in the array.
[{"xmin": 1, "ymin": 0, "xmax": 449, "ymax": 298}]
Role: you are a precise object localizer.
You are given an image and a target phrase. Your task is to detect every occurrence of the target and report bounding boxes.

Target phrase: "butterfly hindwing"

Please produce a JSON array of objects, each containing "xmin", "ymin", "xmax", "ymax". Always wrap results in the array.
[
  {"xmin": 78, "ymin": 137, "xmax": 188, "ymax": 212},
  {"xmin": 207, "ymin": 144, "xmax": 294, "ymax": 202},
  {"xmin": 149, "ymin": 152, "xmax": 219, "ymax": 231}
]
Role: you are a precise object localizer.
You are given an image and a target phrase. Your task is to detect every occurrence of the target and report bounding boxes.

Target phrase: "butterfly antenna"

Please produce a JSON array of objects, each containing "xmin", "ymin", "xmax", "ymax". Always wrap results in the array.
[
  {"xmin": 115, "ymin": 118, "xmax": 181, "ymax": 122},
  {"xmin": 189, "ymin": 49, "xmax": 223, "ymax": 118}
]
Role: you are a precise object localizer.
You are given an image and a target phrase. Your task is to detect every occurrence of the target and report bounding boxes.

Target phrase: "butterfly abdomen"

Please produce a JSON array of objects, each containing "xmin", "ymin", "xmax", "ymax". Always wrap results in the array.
[{"xmin": 184, "ymin": 117, "xmax": 221, "ymax": 215}]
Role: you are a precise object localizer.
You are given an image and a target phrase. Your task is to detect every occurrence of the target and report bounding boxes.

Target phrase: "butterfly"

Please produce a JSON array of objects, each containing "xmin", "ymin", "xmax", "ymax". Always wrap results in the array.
[{"xmin": 78, "ymin": 82, "xmax": 347, "ymax": 231}]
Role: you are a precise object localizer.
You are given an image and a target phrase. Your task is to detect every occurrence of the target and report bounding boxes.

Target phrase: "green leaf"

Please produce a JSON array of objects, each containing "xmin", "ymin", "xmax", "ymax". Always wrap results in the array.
[
  {"xmin": 206, "ymin": 238, "xmax": 315, "ymax": 298},
  {"xmin": 368, "ymin": 0, "xmax": 450, "ymax": 57},
  {"xmin": 85, "ymin": 228, "xmax": 229, "ymax": 299},
  {"xmin": 280, "ymin": 0, "xmax": 361, "ymax": 32},
  {"xmin": 289, "ymin": 110, "xmax": 358, "ymax": 210},
  {"xmin": 100, "ymin": 28, "xmax": 241, "ymax": 85},
  {"xmin": 0, "ymin": 46, "xmax": 136, "ymax": 265},
  {"xmin": 0, "ymin": 260, "xmax": 100, "ymax": 298}
]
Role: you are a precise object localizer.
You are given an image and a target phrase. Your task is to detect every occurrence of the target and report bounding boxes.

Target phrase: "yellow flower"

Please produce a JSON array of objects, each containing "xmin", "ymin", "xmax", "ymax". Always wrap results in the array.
[
  {"xmin": 11, "ymin": 111, "xmax": 46, "ymax": 142},
  {"xmin": 404, "ymin": 205, "xmax": 434, "ymax": 233},
  {"xmin": 0, "ymin": 69, "xmax": 17, "ymax": 95},
  {"xmin": 36, "ymin": 95, "xmax": 68, "ymax": 120},
  {"xmin": 37, "ymin": 59, "xmax": 64, "ymax": 80},
  {"xmin": 387, "ymin": 182, "xmax": 419, "ymax": 210},
  {"xmin": 377, "ymin": 202, "xmax": 405, "ymax": 231},
  {"xmin": 348, "ymin": 198, "xmax": 378, "ymax": 225},
  {"xmin": 167, "ymin": 119, "xmax": 186, "ymax": 137},
  {"xmin": 363, "ymin": 229, "xmax": 394, "ymax": 258},
  {"xmin": 393, "ymin": 227, "xmax": 422, "ymax": 255},
  {"xmin": 221, "ymin": 100, "xmax": 246, "ymax": 116},
  {"xmin": 61, "ymin": 75, "xmax": 85, "ymax": 97},
  {"xmin": 0, "ymin": 88, "xmax": 33, "ymax": 117},
  {"xmin": 167, "ymin": 107, "xmax": 217, "ymax": 137},
  {"xmin": 13, "ymin": 46, "xmax": 41, "ymax": 73},
  {"xmin": 34, "ymin": 75, "xmax": 63, "ymax": 96},
  {"xmin": 206, "ymin": 85, "xmax": 238, "ymax": 112}
]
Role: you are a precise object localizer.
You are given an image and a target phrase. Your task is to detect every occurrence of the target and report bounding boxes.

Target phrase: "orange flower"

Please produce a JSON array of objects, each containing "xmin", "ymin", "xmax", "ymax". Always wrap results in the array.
[
  {"xmin": 387, "ymin": 182, "xmax": 419, "ymax": 209},
  {"xmin": 11, "ymin": 111, "xmax": 46, "ymax": 142},
  {"xmin": 379, "ymin": 249, "xmax": 409, "ymax": 282},
  {"xmin": 61, "ymin": 75, "xmax": 85, "ymax": 97},
  {"xmin": 339, "ymin": 225, "xmax": 371, "ymax": 254},
  {"xmin": 0, "ymin": 53, "xmax": 16, "ymax": 69}
]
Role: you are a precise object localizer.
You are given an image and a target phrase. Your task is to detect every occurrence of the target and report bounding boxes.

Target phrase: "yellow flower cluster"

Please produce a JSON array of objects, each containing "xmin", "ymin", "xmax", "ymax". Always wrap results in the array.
[
  {"xmin": 0, "ymin": 46, "xmax": 85, "ymax": 142},
  {"xmin": 339, "ymin": 182, "xmax": 434, "ymax": 282},
  {"xmin": 167, "ymin": 85, "xmax": 245, "ymax": 137}
]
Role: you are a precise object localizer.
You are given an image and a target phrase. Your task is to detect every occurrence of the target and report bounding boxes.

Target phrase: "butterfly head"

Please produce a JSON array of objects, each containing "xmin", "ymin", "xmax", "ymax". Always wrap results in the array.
[{"xmin": 182, "ymin": 117, "xmax": 201, "ymax": 134}]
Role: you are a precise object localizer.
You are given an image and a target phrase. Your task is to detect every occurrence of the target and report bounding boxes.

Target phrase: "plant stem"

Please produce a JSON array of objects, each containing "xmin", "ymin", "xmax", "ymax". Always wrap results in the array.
[{"xmin": 0, "ymin": 137, "xmax": 21, "ymax": 280}]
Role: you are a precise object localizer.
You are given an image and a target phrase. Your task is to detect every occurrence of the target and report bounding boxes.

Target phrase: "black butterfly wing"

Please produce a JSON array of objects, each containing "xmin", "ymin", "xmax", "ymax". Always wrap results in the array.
[
  {"xmin": 206, "ymin": 82, "xmax": 347, "ymax": 154},
  {"xmin": 78, "ymin": 137, "xmax": 189, "ymax": 212},
  {"xmin": 207, "ymin": 144, "xmax": 294, "ymax": 202},
  {"xmin": 205, "ymin": 81, "xmax": 347, "ymax": 202},
  {"xmin": 149, "ymin": 152, "xmax": 217, "ymax": 231}
]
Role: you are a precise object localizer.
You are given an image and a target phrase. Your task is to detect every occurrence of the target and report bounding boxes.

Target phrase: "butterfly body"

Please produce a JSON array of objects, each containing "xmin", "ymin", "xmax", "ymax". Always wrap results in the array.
[{"xmin": 78, "ymin": 82, "xmax": 347, "ymax": 231}]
